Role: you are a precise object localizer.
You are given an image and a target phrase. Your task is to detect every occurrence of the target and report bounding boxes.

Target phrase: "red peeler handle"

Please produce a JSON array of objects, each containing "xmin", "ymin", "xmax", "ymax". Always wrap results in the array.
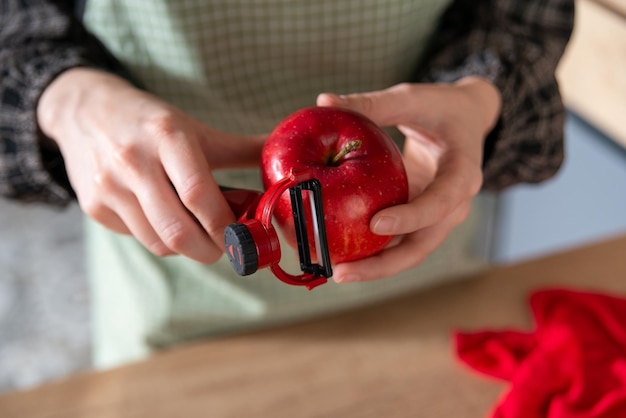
[{"xmin": 222, "ymin": 170, "xmax": 329, "ymax": 290}]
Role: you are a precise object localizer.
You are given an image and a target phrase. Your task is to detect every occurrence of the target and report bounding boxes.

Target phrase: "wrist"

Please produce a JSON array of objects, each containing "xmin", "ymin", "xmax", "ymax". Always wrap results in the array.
[
  {"xmin": 453, "ymin": 76, "xmax": 502, "ymax": 136},
  {"xmin": 37, "ymin": 68, "xmax": 82, "ymax": 141},
  {"xmin": 37, "ymin": 67, "xmax": 133, "ymax": 144}
]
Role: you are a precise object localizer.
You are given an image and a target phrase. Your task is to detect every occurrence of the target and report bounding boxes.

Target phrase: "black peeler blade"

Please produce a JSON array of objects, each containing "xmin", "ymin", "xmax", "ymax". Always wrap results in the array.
[{"xmin": 289, "ymin": 179, "xmax": 333, "ymax": 279}]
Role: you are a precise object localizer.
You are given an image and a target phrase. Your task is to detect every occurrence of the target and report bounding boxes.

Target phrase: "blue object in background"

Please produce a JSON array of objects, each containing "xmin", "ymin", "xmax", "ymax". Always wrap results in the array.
[{"xmin": 492, "ymin": 111, "xmax": 626, "ymax": 263}]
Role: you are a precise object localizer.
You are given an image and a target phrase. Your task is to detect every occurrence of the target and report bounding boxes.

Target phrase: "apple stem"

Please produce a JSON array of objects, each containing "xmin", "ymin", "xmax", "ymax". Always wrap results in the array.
[{"xmin": 331, "ymin": 140, "xmax": 362, "ymax": 165}]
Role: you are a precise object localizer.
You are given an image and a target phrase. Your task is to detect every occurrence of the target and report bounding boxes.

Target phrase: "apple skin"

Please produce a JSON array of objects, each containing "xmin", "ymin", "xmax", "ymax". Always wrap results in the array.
[{"xmin": 261, "ymin": 106, "xmax": 408, "ymax": 264}]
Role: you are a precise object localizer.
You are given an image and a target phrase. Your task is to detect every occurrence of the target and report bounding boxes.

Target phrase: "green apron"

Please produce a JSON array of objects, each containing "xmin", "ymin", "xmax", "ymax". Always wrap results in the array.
[{"xmin": 83, "ymin": 0, "xmax": 489, "ymax": 369}]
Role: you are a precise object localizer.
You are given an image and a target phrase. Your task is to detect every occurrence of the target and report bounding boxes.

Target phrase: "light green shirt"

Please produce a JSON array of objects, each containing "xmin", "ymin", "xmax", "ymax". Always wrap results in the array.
[{"xmin": 83, "ymin": 0, "xmax": 489, "ymax": 369}]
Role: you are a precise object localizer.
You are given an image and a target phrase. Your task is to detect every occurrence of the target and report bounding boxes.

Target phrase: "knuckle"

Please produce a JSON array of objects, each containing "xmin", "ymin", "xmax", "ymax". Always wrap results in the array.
[
  {"xmin": 93, "ymin": 169, "xmax": 117, "ymax": 194},
  {"xmin": 158, "ymin": 219, "xmax": 188, "ymax": 252},
  {"xmin": 177, "ymin": 175, "xmax": 209, "ymax": 210},
  {"xmin": 112, "ymin": 142, "xmax": 143, "ymax": 171},
  {"xmin": 393, "ymin": 82, "xmax": 414, "ymax": 95},
  {"xmin": 80, "ymin": 197, "xmax": 108, "ymax": 222},
  {"xmin": 143, "ymin": 111, "xmax": 181, "ymax": 143}
]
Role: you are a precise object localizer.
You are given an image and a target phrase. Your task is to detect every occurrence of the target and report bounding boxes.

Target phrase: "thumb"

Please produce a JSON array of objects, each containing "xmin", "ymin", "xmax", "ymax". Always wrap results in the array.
[{"xmin": 317, "ymin": 84, "xmax": 415, "ymax": 127}]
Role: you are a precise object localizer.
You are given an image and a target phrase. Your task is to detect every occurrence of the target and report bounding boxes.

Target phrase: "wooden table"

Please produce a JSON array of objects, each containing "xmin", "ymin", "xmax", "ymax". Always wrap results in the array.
[{"xmin": 2, "ymin": 235, "xmax": 626, "ymax": 418}]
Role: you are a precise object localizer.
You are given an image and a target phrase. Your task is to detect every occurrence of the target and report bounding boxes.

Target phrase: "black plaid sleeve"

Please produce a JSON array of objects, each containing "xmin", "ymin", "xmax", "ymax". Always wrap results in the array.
[
  {"xmin": 417, "ymin": 0, "xmax": 575, "ymax": 191},
  {"xmin": 0, "ymin": 0, "xmax": 129, "ymax": 205}
]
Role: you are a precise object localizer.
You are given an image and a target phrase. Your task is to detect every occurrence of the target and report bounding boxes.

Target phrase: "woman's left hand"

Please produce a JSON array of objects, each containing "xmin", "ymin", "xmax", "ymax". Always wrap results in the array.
[{"xmin": 317, "ymin": 76, "xmax": 501, "ymax": 283}]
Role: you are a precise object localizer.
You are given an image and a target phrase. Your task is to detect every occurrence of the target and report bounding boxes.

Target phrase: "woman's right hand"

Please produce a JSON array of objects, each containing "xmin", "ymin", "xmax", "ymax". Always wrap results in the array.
[{"xmin": 37, "ymin": 68, "xmax": 265, "ymax": 264}]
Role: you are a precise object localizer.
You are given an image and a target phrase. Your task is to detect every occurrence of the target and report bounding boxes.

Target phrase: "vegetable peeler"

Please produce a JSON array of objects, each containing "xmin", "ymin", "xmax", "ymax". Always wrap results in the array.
[{"xmin": 222, "ymin": 169, "xmax": 333, "ymax": 290}]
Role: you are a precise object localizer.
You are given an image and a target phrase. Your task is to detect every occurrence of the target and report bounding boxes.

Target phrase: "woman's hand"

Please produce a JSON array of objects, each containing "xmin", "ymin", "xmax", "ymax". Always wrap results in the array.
[
  {"xmin": 38, "ymin": 68, "xmax": 265, "ymax": 264},
  {"xmin": 317, "ymin": 77, "xmax": 501, "ymax": 283}
]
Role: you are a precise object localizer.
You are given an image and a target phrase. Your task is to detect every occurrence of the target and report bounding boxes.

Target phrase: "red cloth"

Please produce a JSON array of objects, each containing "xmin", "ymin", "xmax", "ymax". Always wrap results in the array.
[{"xmin": 455, "ymin": 289, "xmax": 626, "ymax": 418}]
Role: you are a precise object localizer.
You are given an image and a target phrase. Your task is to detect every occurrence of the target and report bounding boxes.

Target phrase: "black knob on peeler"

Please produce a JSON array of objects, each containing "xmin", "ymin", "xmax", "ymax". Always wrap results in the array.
[{"xmin": 224, "ymin": 223, "xmax": 258, "ymax": 276}]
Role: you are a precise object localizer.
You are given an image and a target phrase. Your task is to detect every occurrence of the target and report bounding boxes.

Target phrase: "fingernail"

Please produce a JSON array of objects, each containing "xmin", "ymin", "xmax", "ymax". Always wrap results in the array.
[
  {"xmin": 372, "ymin": 216, "xmax": 397, "ymax": 235},
  {"xmin": 334, "ymin": 274, "xmax": 361, "ymax": 284}
]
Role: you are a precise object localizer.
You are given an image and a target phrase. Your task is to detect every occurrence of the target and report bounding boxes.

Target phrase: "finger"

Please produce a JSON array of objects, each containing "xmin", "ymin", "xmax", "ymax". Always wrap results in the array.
[
  {"xmin": 224, "ymin": 133, "xmax": 266, "ymax": 167},
  {"xmin": 159, "ymin": 134, "xmax": 236, "ymax": 252},
  {"xmin": 130, "ymin": 165, "xmax": 224, "ymax": 264},
  {"xmin": 203, "ymin": 131, "xmax": 267, "ymax": 169},
  {"xmin": 317, "ymin": 84, "xmax": 421, "ymax": 127},
  {"xmin": 80, "ymin": 177, "xmax": 176, "ymax": 256},
  {"xmin": 77, "ymin": 172, "xmax": 133, "ymax": 236},
  {"xmin": 370, "ymin": 153, "xmax": 482, "ymax": 236},
  {"xmin": 83, "ymin": 202, "xmax": 131, "ymax": 236},
  {"xmin": 333, "ymin": 203, "xmax": 470, "ymax": 283},
  {"xmin": 107, "ymin": 191, "xmax": 176, "ymax": 257},
  {"xmin": 112, "ymin": 120, "xmax": 230, "ymax": 263}
]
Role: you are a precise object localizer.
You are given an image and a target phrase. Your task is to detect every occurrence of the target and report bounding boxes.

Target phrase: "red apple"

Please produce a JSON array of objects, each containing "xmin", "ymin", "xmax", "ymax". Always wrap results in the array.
[{"xmin": 261, "ymin": 106, "xmax": 408, "ymax": 264}]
